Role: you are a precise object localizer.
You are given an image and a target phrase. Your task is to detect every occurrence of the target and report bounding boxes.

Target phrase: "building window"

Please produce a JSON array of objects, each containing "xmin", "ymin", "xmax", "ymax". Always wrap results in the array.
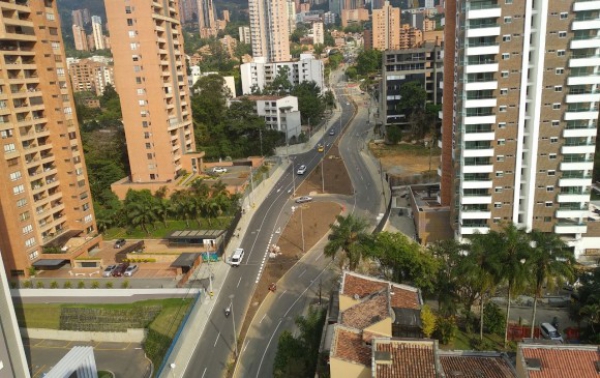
[
  {"xmin": 545, "ymin": 202, "xmax": 553, "ymax": 207},
  {"xmin": 556, "ymin": 68, "xmax": 564, "ymax": 75},
  {"xmin": 12, "ymin": 184, "xmax": 23, "ymax": 195},
  {"xmin": 150, "ymin": 174, "xmax": 156, "ymax": 180},
  {"xmin": 494, "ymin": 203, "xmax": 502, "ymax": 208},
  {"xmin": 16, "ymin": 198, "xmax": 27, "ymax": 207},
  {"xmin": 496, "ymin": 171, "xmax": 504, "ymax": 177},
  {"xmin": 19, "ymin": 211, "xmax": 29, "ymax": 221},
  {"xmin": 502, "ymin": 53, "xmax": 510, "ymax": 60},
  {"xmin": 549, "ymin": 153, "xmax": 557, "ymax": 160},
  {"xmin": 25, "ymin": 238, "xmax": 36, "ymax": 248},
  {"xmin": 554, "ymin": 86, "xmax": 563, "ymax": 92},
  {"xmin": 22, "ymin": 224, "xmax": 32, "ymax": 235},
  {"xmin": 498, "ymin": 139, "xmax": 506, "ymax": 145},
  {"xmin": 130, "ymin": 42, "xmax": 138, "ymax": 50},
  {"xmin": 503, "ymin": 35, "xmax": 511, "ymax": 42},
  {"xmin": 557, "ymin": 50, "xmax": 566, "ymax": 57},
  {"xmin": 504, "ymin": 16, "xmax": 512, "ymax": 23},
  {"xmin": 499, "ymin": 106, "xmax": 507, "ymax": 112},
  {"xmin": 548, "ymin": 170, "xmax": 556, "ymax": 176},
  {"xmin": 558, "ymin": 31, "xmax": 567, "ymax": 38},
  {"xmin": 9, "ymin": 171, "xmax": 21, "ymax": 181},
  {"xmin": 495, "ymin": 187, "xmax": 503, "ymax": 193},
  {"xmin": 501, "ymin": 71, "xmax": 509, "ymax": 78},
  {"xmin": 546, "ymin": 186, "xmax": 554, "ymax": 192},
  {"xmin": 560, "ymin": 12, "xmax": 568, "ymax": 20},
  {"xmin": 550, "ymin": 137, "xmax": 558, "ymax": 143},
  {"xmin": 552, "ymin": 103, "xmax": 561, "ymax": 110},
  {"xmin": 0, "ymin": 129, "xmax": 12, "ymax": 139},
  {"xmin": 145, "ymin": 143, "xmax": 151, "ymax": 149},
  {"xmin": 84, "ymin": 214, "xmax": 93, "ymax": 223},
  {"xmin": 128, "ymin": 31, "xmax": 137, "ymax": 38},
  {"xmin": 498, "ymin": 122, "xmax": 506, "ymax": 129},
  {"xmin": 497, "ymin": 155, "xmax": 505, "ymax": 162},
  {"xmin": 144, "ymin": 132, "xmax": 150, "ymax": 139},
  {"xmin": 505, "ymin": 0, "xmax": 513, "ymax": 3},
  {"xmin": 551, "ymin": 120, "xmax": 560, "ymax": 127},
  {"xmin": 127, "ymin": 18, "xmax": 134, "ymax": 26},
  {"xmin": 500, "ymin": 88, "xmax": 508, "ymax": 95},
  {"xmin": 28, "ymin": 250, "xmax": 38, "ymax": 260}
]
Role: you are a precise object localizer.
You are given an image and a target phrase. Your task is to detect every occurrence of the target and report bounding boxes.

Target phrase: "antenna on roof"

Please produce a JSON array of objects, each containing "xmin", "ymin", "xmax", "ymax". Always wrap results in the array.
[{"xmin": 353, "ymin": 294, "xmax": 360, "ymax": 300}]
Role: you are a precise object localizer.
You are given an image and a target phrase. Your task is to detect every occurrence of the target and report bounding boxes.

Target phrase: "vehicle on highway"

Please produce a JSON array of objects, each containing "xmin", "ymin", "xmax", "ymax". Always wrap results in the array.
[
  {"xmin": 317, "ymin": 144, "xmax": 324, "ymax": 152},
  {"xmin": 124, "ymin": 264, "xmax": 139, "ymax": 277},
  {"xmin": 329, "ymin": 129, "xmax": 335, "ymax": 136},
  {"xmin": 231, "ymin": 248, "xmax": 245, "ymax": 266},
  {"xmin": 295, "ymin": 196, "xmax": 313, "ymax": 204},
  {"xmin": 112, "ymin": 263, "xmax": 129, "ymax": 277},
  {"xmin": 102, "ymin": 265, "xmax": 118, "ymax": 277},
  {"xmin": 212, "ymin": 167, "xmax": 227, "ymax": 173},
  {"xmin": 114, "ymin": 239, "xmax": 126, "ymax": 249},
  {"xmin": 296, "ymin": 165, "xmax": 307, "ymax": 175}
]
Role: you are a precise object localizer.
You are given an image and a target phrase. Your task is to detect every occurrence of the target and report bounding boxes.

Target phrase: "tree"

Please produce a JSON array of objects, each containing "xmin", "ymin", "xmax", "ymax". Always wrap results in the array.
[
  {"xmin": 291, "ymin": 81, "xmax": 325, "ymax": 125},
  {"xmin": 528, "ymin": 230, "xmax": 574, "ymax": 338},
  {"xmin": 421, "ymin": 304, "xmax": 437, "ymax": 338},
  {"xmin": 313, "ymin": 44, "xmax": 325, "ymax": 57},
  {"xmin": 124, "ymin": 190, "xmax": 159, "ymax": 234},
  {"xmin": 264, "ymin": 66, "xmax": 293, "ymax": 95},
  {"xmin": 355, "ymin": 49, "xmax": 382, "ymax": 76},
  {"xmin": 488, "ymin": 223, "xmax": 532, "ymax": 347},
  {"xmin": 429, "ymin": 239, "xmax": 466, "ymax": 317},
  {"xmin": 324, "ymin": 215, "xmax": 372, "ymax": 271}
]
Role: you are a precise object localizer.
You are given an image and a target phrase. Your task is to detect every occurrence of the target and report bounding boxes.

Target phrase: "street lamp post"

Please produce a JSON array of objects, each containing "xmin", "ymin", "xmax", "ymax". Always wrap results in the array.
[
  {"xmin": 229, "ymin": 294, "xmax": 238, "ymax": 357},
  {"xmin": 292, "ymin": 159, "xmax": 296, "ymax": 196},
  {"xmin": 300, "ymin": 205, "xmax": 305, "ymax": 252},
  {"xmin": 321, "ymin": 158, "xmax": 325, "ymax": 193}
]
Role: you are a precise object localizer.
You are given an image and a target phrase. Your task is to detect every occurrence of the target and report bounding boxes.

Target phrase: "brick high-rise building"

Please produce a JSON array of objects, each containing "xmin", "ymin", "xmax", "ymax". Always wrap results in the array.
[
  {"xmin": 249, "ymin": 0, "xmax": 291, "ymax": 62},
  {"xmin": 441, "ymin": 0, "xmax": 600, "ymax": 256},
  {"xmin": 67, "ymin": 58, "xmax": 114, "ymax": 96},
  {"xmin": 0, "ymin": 0, "xmax": 101, "ymax": 278},
  {"xmin": 371, "ymin": 1, "xmax": 401, "ymax": 51},
  {"xmin": 197, "ymin": 0, "xmax": 217, "ymax": 38},
  {"xmin": 72, "ymin": 24, "xmax": 89, "ymax": 52},
  {"xmin": 71, "ymin": 9, "xmax": 84, "ymax": 28},
  {"xmin": 105, "ymin": 0, "xmax": 204, "ymax": 188}
]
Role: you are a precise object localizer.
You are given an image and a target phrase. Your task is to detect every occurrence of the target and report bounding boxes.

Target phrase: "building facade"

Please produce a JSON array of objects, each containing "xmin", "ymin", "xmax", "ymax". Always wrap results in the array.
[
  {"xmin": 441, "ymin": 0, "xmax": 600, "ymax": 257},
  {"xmin": 106, "ymin": 0, "xmax": 203, "ymax": 186},
  {"xmin": 179, "ymin": 0, "xmax": 198, "ymax": 23},
  {"xmin": 72, "ymin": 24, "xmax": 89, "ymax": 52},
  {"xmin": 0, "ymin": 0, "xmax": 101, "ymax": 277},
  {"xmin": 241, "ymin": 95, "xmax": 302, "ymax": 141},
  {"xmin": 91, "ymin": 15, "xmax": 105, "ymax": 50},
  {"xmin": 197, "ymin": 0, "xmax": 217, "ymax": 38},
  {"xmin": 240, "ymin": 54, "xmax": 325, "ymax": 94},
  {"xmin": 67, "ymin": 58, "xmax": 115, "ymax": 96},
  {"xmin": 239, "ymin": 26, "xmax": 251, "ymax": 44},
  {"xmin": 313, "ymin": 22, "xmax": 324, "ymax": 45},
  {"xmin": 249, "ymin": 0, "xmax": 291, "ymax": 62},
  {"xmin": 371, "ymin": 1, "xmax": 401, "ymax": 51}
]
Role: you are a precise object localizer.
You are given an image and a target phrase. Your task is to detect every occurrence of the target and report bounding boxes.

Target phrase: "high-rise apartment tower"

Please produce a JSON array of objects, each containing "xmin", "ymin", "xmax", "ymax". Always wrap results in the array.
[
  {"xmin": 197, "ymin": 0, "xmax": 217, "ymax": 38},
  {"xmin": 249, "ymin": 0, "xmax": 291, "ymax": 62},
  {"xmin": 371, "ymin": 1, "xmax": 401, "ymax": 51},
  {"xmin": 106, "ymin": 0, "xmax": 203, "ymax": 185},
  {"xmin": 91, "ymin": 15, "xmax": 105, "ymax": 50},
  {"xmin": 0, "ymin": 0, "xmax": 100, "ymax": 277},
  {"xmin": 441, "ymin": 0, "xmax": 600, "ymax": 253}
]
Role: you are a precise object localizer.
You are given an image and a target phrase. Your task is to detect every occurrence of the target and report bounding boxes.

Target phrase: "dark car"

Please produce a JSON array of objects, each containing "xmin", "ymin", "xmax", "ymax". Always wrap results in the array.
[
  {"xmin": 329, "ymin": 129, "xmax": 335, "ymax": 136},
  {"xmin": 114, "ymin": 239, "xmax": 126, "ymax": 249},
  {"xmin": 112, "ymin": 263, "xmax": 129, "ymax": 277}
]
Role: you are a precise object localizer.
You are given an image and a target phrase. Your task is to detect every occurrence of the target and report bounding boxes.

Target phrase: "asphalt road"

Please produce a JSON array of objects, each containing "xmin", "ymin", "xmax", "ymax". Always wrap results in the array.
[
  {"xmin": 181, "ymin": 88, "xmax": 356, "ymax": 378},
  {"xmin": 232, "ymin": 74, "xmax": 384, "ymax": 378}
]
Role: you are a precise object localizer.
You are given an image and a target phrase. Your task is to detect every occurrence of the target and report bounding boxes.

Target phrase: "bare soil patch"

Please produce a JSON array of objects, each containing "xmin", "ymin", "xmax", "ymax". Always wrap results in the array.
[
  {"xmin": 296, "ymin": 144, "xmax": 354, "ymax": 196},
  {"xmin": 236, "ymin": 201, "xmax": 341, "ymax": 360},
  {"xmin": 369, "ymin": 142, "xmax": 441, "ymax": 176}
]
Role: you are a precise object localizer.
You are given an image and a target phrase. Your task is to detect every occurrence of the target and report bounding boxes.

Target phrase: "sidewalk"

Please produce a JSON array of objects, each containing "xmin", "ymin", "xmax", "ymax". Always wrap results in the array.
[
  {"xmin": 157, "ymin": 161, "xmax": 290, "ymax": 378},
  {"xmin": 275, "ymin": 110, "xmax": 343, "ymax": 156}
]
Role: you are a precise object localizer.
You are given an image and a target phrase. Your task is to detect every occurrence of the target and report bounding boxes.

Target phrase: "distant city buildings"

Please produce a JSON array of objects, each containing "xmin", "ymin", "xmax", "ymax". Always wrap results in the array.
[
  {"xmin": 71, "ymin": 11, "xmax": 107, "ymax": 52},
  {"xmin": 106, "ymin": 0, "xmax": 204, "ymax": 197},
  {"xmin": 91, "ymin": 15, "xmax": 105, "ymax": 50},
  {"xmin": 198, "ymin": 0, "xmax": 218, "ymax": 38},
  {"xmin": 239, "ymin": 26, "xmax": 251, "ymax": 44},
  {"xmin": 240, "ymin": 54, "xmax": 325, "ymax": 95},
  {"xmin": 371, "ymin": 1, "xmax": 401, "ymax": 51},
  {"xmin": 72, "ymin": 24, "xmax": 89, "ymax": 51},
  {"xmin": 249, "ymin": 0, "xmax": 291, "ymax": 62},
  {"xmin": 67, "ymin": 57, "xmax": 115, "ymax": 96},
  {"xmin": 312, "ymin": 22, "xmax": 324, "ymax": 45},
  {"xmin": 236, "ymin": 95, "xmax": 302, "ymax": 141},
  {"xmin": 179, "ymin": 0, "xmax": 198, "ymax": 24}
]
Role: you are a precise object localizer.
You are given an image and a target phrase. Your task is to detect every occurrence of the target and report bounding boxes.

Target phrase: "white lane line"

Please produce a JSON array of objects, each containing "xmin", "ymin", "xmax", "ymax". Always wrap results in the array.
[
  {"xmin": 256, "ymin": 320, "xmax": 282, "ymax": 378},
  {"xmin": 214, "ymin": 332, "xmax": 220, "ymax": 347},
  {"xmin": 260, "ymin": 314, "xmax": 267, "ymax": 324},
  {"xmin": 201, "ymin": 367, "xmax": 207, "ymax": 378},
  {"xmin": 242, "ymin": 340, "xmax": 249, "ymax": 353},
  {"xmin": 298, "ymin": 269, "xmax": 306, "ymax": 278},
  {"xmin": 281, "ymin": 289, "xmax": 287, "ymax": 297},
  {"xmin": 237, "ymin": 277, "xmax": 242, "ymax": 288}
]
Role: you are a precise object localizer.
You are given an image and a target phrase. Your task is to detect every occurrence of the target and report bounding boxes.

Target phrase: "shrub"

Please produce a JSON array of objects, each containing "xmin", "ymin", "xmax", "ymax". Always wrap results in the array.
[
  {"xmin": 435, "ymin": 316, "xmax": 458, "ymax": 345},
  {"xmin": 63, "ymin": 281, "xmax": 72, "ymax": 289},
  {"xmin": 121, "ymin": 280, "xmax": 130, "ymax": 289},
  {"xmin": 470, "ymin": 337, "xmax": 496, "ymax": 351},
  {"xmin": 420, "ymin": 305, "xmax": 437, "ymax": 338},
  {"xmin": 105, "ymin": 282, "xmax": 113, "ymax": 289},
  {"xmin": 483, "ymin": 302, "xmax": 506, "ymax": 335},
  {"xmin": 91, "ymin": 281, "xmax": 100, "ymax": 289},
  {"xmin": 10, "ymin": 281, "xmax": 17, "ymax": 289},
  {"xmin": 77, "ymin": 281, "xmax": 86, "ymax": 289},
  {"xmin": 50, "ymin": 281, "xmax": 59, "ymax": 289},
  {"xmin": 23, "ymin": 280, "xmax": 32, "ymax": 288},
  {"xmin": 36, "ymin": 281, "xmax": 45, "ymax": 289}
]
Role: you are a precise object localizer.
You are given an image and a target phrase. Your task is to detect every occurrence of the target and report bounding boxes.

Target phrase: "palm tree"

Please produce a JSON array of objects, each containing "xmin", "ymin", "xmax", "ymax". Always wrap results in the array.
[
  {"xmin": 170, "ymin": 190, "xmax": 196, "ymax": 228},
  {"xmin": 126, "ymin": 197, "xmax": 158, "ymax": 234},
  {"xmin": 489, "ymin": 223, "xmax": 532, "ymax": 347},
  {"xmin": 428, "ymin": 239, "xmax": 467, "ymax": 317},
  {"xmin": 528, "ymin": 230, "xmax": 574, "ymax": 338},
  {"xmin": 324, "ymin": 215, "xmax": 372, "ymax": 271}
]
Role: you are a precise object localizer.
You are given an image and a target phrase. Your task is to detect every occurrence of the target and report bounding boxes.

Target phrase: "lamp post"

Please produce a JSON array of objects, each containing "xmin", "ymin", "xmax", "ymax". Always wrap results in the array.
[
  {"xmin": 229, "ymin": 294, "xmax": 238, "ymax": 357},
  {"xmin": 300, "ymin": 205, "xmax": 305, "ymax": 253},
  {"xmin": 321, "ymin": 158, "xmax": 325, "ymax": 193},
  {"xmin": 292, "ymin": 158, "xmax": 296, "ymax": 196}
]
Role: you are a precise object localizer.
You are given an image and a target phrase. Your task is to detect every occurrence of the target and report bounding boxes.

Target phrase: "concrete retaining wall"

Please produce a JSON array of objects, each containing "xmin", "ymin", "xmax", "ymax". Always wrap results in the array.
[
  {"xmin": 12, "ymin": 288, "xmax": 201, "ymax": 297},
  {"xmin": 21, "ymin": 328, "xmax": 146, "ymax": 343}
]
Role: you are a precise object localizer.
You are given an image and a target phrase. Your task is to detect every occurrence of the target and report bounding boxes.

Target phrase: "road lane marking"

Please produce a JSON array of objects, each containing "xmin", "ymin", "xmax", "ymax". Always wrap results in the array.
[
  {"xmin": 201, "ymin": 368, "xmax": 208, "ymax": 378},
  {"xmin": 256, "ymin": 320, "xmax": 283, "ymax": 378},
  {"xmin": 260, "ymin": 314, "xmax": 267, "ymax": 324},
  {"xmin": 214, "ymin": 332, "xmax": 220, "ymax": 347},
  {"xmin": 237, "ymin": 277, "xmax": 242, "ymax": 288},
  {"xmin": 298, "ymin": 269, "xmax": 306, "ymax": 278}
]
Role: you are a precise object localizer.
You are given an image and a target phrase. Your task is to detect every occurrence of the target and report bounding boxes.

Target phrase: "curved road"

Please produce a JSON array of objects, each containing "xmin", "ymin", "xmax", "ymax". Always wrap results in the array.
[
  {"xmin": 181, "ymin": 78, "xmax": 360, "ymax": 378},
  {"xmin": 231, "ymin": 72, "xmax": 385, "ymax": 378}
]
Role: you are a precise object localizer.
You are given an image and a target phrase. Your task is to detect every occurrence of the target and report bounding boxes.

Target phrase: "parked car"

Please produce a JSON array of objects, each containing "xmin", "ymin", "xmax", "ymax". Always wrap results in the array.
[
  {"xmin": 296, "ymin": 165, "xmax": 307, "ymax": 175},
  {"xmin": 102, "ymin": 265, "xmax": 118, "ymax": 277},
  {"xmin": 212, "ymin": 167, "xmax": 228, "ymax": 173},
  {"xmin": 540, "ymin": 322, "xmax": 563, "ymax": 343},
  {"xmin": 112, "ymin": 263, "xmax": 129, "ymax": 277},
  {"xmin": 295, "ymin": 196, "xmax": 313, "ymax": 204},
  {"xmin": 114, "ymin": 239, "xmax": 126, "ymax": 249},
  {"xmin": 124, "ymin": 264, "xmax": 139, "ymax": 277}
]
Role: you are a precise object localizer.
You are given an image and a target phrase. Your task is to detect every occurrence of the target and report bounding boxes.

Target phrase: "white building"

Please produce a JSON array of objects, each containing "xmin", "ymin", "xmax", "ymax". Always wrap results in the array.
[
  {"xmin": 312, "ymin": 22, "xmax": 324, "ymax": 45},
  {"xmin": 239, "ymin": 95, "xmax": 302, "ymax": 141},
  {"xmin": 240, "ymin": 54, "xmax": 325, "ymax": 94},
  {"xmin": 239, "ymin": 26, "xmax": 251, "ymax": 44},
  {"xmin": 188, "ymin": 66, "xmax": 237, "ymax": 98},
  {"xmin": 91, "ymin": 15, "xmax": 105, "ymax": 50}
]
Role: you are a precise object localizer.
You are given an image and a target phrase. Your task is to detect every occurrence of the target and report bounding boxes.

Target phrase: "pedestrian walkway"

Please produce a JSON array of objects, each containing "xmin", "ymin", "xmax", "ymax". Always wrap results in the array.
[
  {"xmin": 275, "ymin": 110, "xmax": 342, "ymax": 156},
  {"xmin": 157, "ymin": 162, "xmax": 290, "ymax": 378}
]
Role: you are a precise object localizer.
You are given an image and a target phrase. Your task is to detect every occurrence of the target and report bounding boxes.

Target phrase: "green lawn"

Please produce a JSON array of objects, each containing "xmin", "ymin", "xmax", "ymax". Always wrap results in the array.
[
  {"xmin": 103, "ymin": 216, "xmax": 233, "ymax": 239},
  {"xmin": 439, "ymin": 327, "xmax": 504, "ymax": 351},
  {"xmin": 14, "ymin": 304, "xmax": 61, "ymax": 329}
]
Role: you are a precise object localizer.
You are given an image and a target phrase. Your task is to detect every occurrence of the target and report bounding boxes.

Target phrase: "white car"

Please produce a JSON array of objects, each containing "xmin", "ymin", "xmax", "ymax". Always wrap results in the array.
[
  {"xmin": 123, "ymin": 264, "xmax": 139, "ymax": 277},
  {"xmin": 296, "ymin": 165, "xmax": 307, "ymax": 175},
  {"xmin": 212, "ymin": 167, "xmax": 227, "ymax": 173},
  {"xmin": 295, "ymin": 196, "xmax": 313, "ymax": 204},
  {"xmin": 102, "ymin": 264, "xmax": 117, "ymax": 277}
]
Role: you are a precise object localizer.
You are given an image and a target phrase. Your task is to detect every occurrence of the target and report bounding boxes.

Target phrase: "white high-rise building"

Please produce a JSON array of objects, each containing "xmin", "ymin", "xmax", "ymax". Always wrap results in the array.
[
  {"xmin": 91, "ymin": 15, "xmax": 105, "ymax": 50},
  {"xmin": 249, "ymin": 0, "xmax": 291, "ymax": 62},
  {"xmin": 440, "ymin": 0, "xmax": 600, "ymax": 258}
]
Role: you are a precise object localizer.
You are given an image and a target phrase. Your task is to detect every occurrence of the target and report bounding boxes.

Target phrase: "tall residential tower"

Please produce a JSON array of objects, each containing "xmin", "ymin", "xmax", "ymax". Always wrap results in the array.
[
  {"xmin": 0, "ymin": 0, "xmax": 101, "ymax": 277},
  {"xmin": 249, "ymin": 0, "xmax": 291, "ymax": 62},
  {"xmin": 197, "ymin": 0, "xmax": 217, "ymax": 38},
  {"xmin": 91, "ymin": 15, "xmax": 105, "ymax": 50},
  {"xmin": 106, "ymin": 0, "xmax": 203, "ymax": 189},
  {"xmin": 441, "ymin": 0, "xmax": 600, "ymax": 255}
]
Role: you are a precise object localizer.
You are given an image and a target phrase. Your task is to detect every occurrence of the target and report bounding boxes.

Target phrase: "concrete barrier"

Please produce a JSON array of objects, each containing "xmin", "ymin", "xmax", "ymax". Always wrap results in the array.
[
  {"xmin": 21, "ymin": 328, "xmax": 146, "ymax": 343},
  {"xmin": 12, "ymin": 288, "xmax": 201, "ymax": 297}
]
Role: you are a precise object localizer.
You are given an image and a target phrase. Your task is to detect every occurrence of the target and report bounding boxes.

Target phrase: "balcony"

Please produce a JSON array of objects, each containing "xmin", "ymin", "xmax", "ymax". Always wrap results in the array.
[
  {"xmin": 557, "ymin": 193, "xmax": 590, "ymax": 202},
  {"xmin": 559, "ymin": 177, "xmax": 592, "ymax": 187},
  {"xmin": 568, "ymin": 75, "xmax": 600, "ymax": 85},
  {"xmin": 466, "ymin": 26, "xmax": 501, "ymax": 38},
  {"xmin": 561, "ymin": 161, "xmax": 595, "ymax": 170},
  {"xmin": 461, "ymin": 195, "xmax": 492, "ymax": 205},
  {"xmin": 460, "ymin": 225, "xmax": 490, "ymax": 235},
  {"xmin": 466, "ymin": 3, "xmax": 501, "ymax": 19},
  {"xmin": 562, "ymin": 144, "xmax": 596, "ymax": 154},
  {"xmin": 574, "ymin": 1, "xmax": 600, "ymax": 11},
  {"xmin": 566, "ymin": 93, "xmax": 600, "ymax": 103},
  {"xmin": 462, "ymin": 180, "xmax": 493, "ymax": 189},
  {"xmin": 460, "ymin": 210, "xmax": 492, "ymax": 220},
  {"xmin": 563, "ymin": 125, "xmax": 597, "ymax": 137},
  {"xmin": 564, "ymin": 110, "xmax": 599, "ymax": 120},
  {"xmin": 465, "ymin": 63, "xmax": 499, "ymax": 74},
  {"xmin": 464, "ymin": 98, "xmax": 497, "ymax": 108},
  {"xmin": 554, "ymin": 223, "xmax": 587, "ymax": 234},
  {"xmin": 463, "ymin": 145, "xmax": 494, "ymax": 157},
  {"xmin": 556, "ymin": 209, "xmax": 589, "ymax": 218},
  {"xmin": 464, "ymin": 81, "xmax": 497, "ymax": 91},
  {"xmin": 572, "ymin": 20, "xmax": 600, "ymax": 30},
  {"xmin": 463, "ymin": 164, "xmax": 494, "ymax": 173},
  {"xmin": 464, "ymin": 131, "xmax": 495, "ymax": 141},
  {"xmin": 569, "ymin": 56, "xmax": 600, "ymax": 68},
  {"xmin": 464, "ymin": 114, "xmax": 496, "ymax": 125}
]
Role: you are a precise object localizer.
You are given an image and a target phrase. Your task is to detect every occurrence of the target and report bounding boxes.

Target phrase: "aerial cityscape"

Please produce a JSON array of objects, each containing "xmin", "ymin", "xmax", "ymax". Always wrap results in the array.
[{"xmin": 1, "ymin": 0, "xmax": 600, "ymax": 377}]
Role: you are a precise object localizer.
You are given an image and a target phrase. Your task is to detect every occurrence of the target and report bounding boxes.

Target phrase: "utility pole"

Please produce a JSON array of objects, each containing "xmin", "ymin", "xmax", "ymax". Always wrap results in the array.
[
  {"xmin": 300, "ymin": 205, "xmax": 305, "ymax": 253},
  {"xmin": 321, "ymin": 158, "xmax": 325, "ymax": 193},
  {"xmin": 292, "ymin": 159, "xmax": 296, "ymax": 196},
  {"xmin": 259, "ymin": 129, "xmax": 263, "ymax": 157},
  {"xmin": 229, "ymin": 295, "xmax": 238, "ymax": 357}
]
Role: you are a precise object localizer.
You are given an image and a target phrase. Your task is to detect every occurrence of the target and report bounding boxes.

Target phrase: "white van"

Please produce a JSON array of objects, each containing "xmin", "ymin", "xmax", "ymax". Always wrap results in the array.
[
  {"xmin": 540, "ymin": 323, "xmax": 563, "ymax": 343},
  {"xmin": 231, "ymin": 248, "xmax": 245, "ymax": 267}
]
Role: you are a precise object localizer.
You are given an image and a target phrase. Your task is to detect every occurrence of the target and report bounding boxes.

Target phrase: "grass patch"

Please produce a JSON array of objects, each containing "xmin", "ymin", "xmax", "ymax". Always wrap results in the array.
[
  {"xmin": 97, "ymin": 371, "xmax": 113, "ymax": 378},
  {"xmin": 439, "ymin": 327, "xmax": 504, "ymax": 351},
  {"xmin": 14, "ymin": 304, "xmax": 61, "ymax": 329},
  {"xmin": 103, "ymin": 216, "xmax": 233, "ymax": 239}
]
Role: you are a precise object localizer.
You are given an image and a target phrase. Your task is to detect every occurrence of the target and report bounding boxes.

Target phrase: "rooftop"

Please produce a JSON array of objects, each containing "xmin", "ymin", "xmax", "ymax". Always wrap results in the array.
[
  {"xmin": 518, "ymin": 344, "xmax": 600, "ymax": 378},
  {"xmin": 341, "ymin": 290, "xmax": 390, "ymax": 329},
  {"xmin": 331, "ymin": 326, "xmax": 372, "ymax": 367},
  {"xmin": 410, "ymin": 184, "xmax": 447, "ymax": 212},
  {"xmin": 438, "ymin": 350, "xmax": 517, "ymax": 378},
  {"xmin": 341, "ymin": 271, "xmax": 421, "ymax": 309},
  {"xmin": 243, "ymin": 95, "xmax": 285, "ymax": 101},
  {"xmin": 373, "ymin": 339, "xmax": 437, "ymax": 378}
]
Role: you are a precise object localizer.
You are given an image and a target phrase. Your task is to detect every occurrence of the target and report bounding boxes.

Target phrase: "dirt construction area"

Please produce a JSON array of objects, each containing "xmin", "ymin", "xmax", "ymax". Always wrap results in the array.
[
  {"xmin": 369, "ymin": 142, "xmax": 440, "ymax": 177},
  {"xmin": 296, "ymin": 144, "xmax": 354, "ymax": 196}
]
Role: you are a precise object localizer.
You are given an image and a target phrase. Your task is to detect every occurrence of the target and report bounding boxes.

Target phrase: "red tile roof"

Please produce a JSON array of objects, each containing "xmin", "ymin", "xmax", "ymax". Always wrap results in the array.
[
  {"xmin": 439, "ymin": 351, "xmax": 516, "ymax": 378},
  {"xmin": 391, "ymin": 284, "xmax": 420, "ymax": 309},
  {"xmin": 341, "ymin": 272, "xmax": 421, "ymax": 310},
  {"xmin": 331, "ymin": 326, "xmax": 372, "ymax": 366},
  {"xmin": 373, "ymin": 339, "xmax": 437, "ymax": 378},
  {"xmin": 341, "ymin": 291, "xmax": 390, "ymax": 329},
  {"xmin": 520, "ymin": 345, "xmax": 600, "ymax": 378}
]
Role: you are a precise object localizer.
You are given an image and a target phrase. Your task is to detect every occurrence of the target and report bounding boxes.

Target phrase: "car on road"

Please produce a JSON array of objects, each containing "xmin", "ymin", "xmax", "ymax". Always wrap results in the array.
[
  {"xmin": 102, "ymin": 264, "xmax": 118, "ymax": 277},
  {"xmin": 212, "ymin": 167, "xmax": 228, "ymax": 173},
  {"xmin": 329, "ymin": 129, "xmax": 335, "ymax": 136},
  {"xmin": 114, "ymin": 239, "xmax": 126, "ymax": 249},
  {"xmin": 296, "ymin": 165, "xmax": 307, "ymax": 175},
  {"xmin": 317, "ymin": 144, "xmax": 324, "ymax": 152},
  {"xmin": 231, "ymin": 248, "xmax": 245, "ymax": 266},
  {"xmin": 124, "ymin": 264, "xmax": 139, "ymax": 277},
  {"xmin": 295, "ymin": 196, "xmax": 313, "ymax": 204},
  {"xmin": 112, "ymin": 263, "xmax": 129, "ymax": 277}
]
